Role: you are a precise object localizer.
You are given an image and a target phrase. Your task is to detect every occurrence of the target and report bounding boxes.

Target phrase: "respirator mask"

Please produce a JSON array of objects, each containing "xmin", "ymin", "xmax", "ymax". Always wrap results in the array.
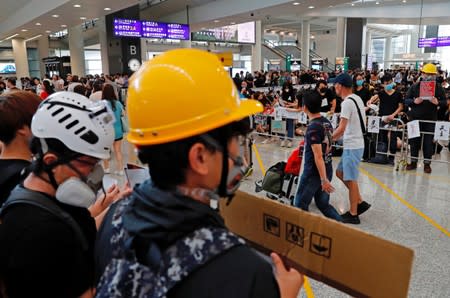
[{"xmin": 55, "ymin": 162, "xmax": 105, "ymax": 208}]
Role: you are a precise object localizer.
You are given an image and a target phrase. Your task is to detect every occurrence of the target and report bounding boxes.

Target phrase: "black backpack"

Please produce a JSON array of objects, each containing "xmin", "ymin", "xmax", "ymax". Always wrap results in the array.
[
  {"xmin": 0, "ymin": 163, "xmax": 28, "ymax": 205},
  {"xmin": 0, "ymin": 186, "xmax": 88, "ymax": 251}
]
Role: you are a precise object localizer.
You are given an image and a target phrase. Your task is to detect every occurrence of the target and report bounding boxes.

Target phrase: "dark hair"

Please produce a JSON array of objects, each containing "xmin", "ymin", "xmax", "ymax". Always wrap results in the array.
[
  {"xmin": 138, "ymin": 119, "xmax": 250, "ymax": 190},
  {"xmin": 42, "ymin": 80, "xmax": 54, "ymax": 95},
  {"xmin": 93, "ymin": 80, "xmax": 103, "ymax": 92},
  {"xmin": 381, "ymin": 73, "xmax": 393, "ymax": 83},
  {"xmin": 7, "ymin": 78, "xmax": 16, "ymax": 86},
  {"xmin": 102, "ymin": 84, "xmax": 117, "ymax": 110},
  {"xmin": 315, "ymin": 80, "xmax": 328, "ymax": 90},
  {"xmin": 29, "ymin": 137, "xmax": 81, "ymax": 175},
  {"xmin": 303, "ymin": 90, "xmax": 322, "ymax": 114},
  {"xmin": 0, "ymin": 91, "xmax": 41, "ymax": 145},
  {"xmin": 73, "ymin": 84, "xmax": 86, "ymax": 96},
  {"xmin": 72, "ymin": 75, "xmax": 79, "ymax": 83}
]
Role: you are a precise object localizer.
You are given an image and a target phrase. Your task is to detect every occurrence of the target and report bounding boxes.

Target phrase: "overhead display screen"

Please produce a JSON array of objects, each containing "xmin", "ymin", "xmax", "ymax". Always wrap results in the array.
[
  {"xmin": 191, "ymin": 21, "xmax": 255, "ymax": 44},
  {"xmin": 113, "ymin": 18, "xmax": 190, "ymax": 40},
  {"xmin": 418, "ymin": 36, "xmax": 450, "ymax": 48}
]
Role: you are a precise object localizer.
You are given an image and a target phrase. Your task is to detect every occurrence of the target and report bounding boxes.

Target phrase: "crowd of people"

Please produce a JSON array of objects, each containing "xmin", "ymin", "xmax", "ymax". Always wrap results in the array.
[
  {"xmin": 0, "ymin": 49, "xmax": 305, "ymax": 298},
  {"xmin": 234, "ymin": 64, "xmax": 449, "ymax": 225},
  {"xmin": 0, "ymin": 49, "xmax": 449, "ymax": 296}
]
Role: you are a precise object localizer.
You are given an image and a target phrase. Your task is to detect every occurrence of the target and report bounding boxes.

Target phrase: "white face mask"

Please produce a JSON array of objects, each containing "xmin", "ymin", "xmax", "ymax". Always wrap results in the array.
[{"xmin": 55, "ymin": 164, "xmax": 104, "ymax": 208}]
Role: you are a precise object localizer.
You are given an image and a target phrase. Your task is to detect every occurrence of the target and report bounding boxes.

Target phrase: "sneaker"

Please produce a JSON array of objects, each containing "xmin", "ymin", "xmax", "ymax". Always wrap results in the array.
[
  {"xmin": 286, "ymin": 140, "xmax": 293, "ymax": 148},
  {"xmin": 406, "ymin": 162, "xmax": 417, "ymax": 171},
  {"xmin": 357, "ymin": 201, "xmax": 371, "ymax": 215},
  {"xmin": 424, "ymin": 164, "xmax": 432, "ymax": 174},
  {"xmin": 341, "ymin": 211, "xmax": 360, "ymax": 224},
  {"xmin": 280, "ymin": 140, "xmax": 286, "ymax": 147},
  {"xmin": 104, "ymin": 167, "xmax": 110, "ymax": 174}
]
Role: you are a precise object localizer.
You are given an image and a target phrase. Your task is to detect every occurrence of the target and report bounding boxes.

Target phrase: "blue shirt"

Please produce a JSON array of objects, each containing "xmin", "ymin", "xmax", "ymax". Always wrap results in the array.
[
  {"xmin": 106, "ymin": 100, "xmax": 124, "ymax": 140},
  {"xmin": 302, "ymin": 116, "xmax": 333, "ymax": 177}
]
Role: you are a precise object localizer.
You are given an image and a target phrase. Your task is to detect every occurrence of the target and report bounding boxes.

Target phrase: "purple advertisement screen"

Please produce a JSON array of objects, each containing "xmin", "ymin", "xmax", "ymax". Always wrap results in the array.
[
  {"xmin": 418, "ymin": 36, "xmax": 450, "ymax": 48},
  {"xmin": 437, "ymin": 36, "xmax": 450, "ymax": 47},
  {"xmin": 113, "ymin": 19, "xmax": 142, "ymax": 38},
  {"xmin": 114, "ymin": 18, "xmax": 189, "ymax": 40}
]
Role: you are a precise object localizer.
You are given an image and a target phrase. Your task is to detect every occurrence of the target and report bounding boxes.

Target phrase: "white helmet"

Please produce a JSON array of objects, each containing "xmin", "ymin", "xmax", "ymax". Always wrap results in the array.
[{"xmin": 31, "ymin": 91, "xmax": 115, "ymax": 159}]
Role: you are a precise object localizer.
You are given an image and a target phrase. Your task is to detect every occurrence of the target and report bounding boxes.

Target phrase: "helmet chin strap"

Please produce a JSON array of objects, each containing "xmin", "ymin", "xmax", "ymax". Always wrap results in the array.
[{"xmin": 218, "ymin": 134, "xmax": 233, "ymax": 204}]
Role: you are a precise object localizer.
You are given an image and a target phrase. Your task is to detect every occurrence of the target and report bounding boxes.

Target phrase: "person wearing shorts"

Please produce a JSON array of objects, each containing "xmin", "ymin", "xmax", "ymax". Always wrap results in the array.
[{"xmin": 332, "ymin": 73, "xmax": 371, "ymax": 224}]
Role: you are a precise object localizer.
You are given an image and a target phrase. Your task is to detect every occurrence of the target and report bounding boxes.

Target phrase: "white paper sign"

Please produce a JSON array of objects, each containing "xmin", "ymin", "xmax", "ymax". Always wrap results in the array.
[
  {"xmin": 298, "ymin": 112, "xmax": 308, "ymax": 124},
  {"xmin": 407, "ymin": 120, "xmax": 421, "ymax": 139},
  {"xmin": 284, "ymin": 110, "xmax": 300, "ymax": 120},
  {"xmin": 321, "ymin": 98, "xmax": 328, "ymax": 107},
  {"xmin": 274, "ymin": 107, "xmax": 283, "ymax": 121},
  {"xmin": 331, "ymin": 114, "xmax": 339, "ymax": 129},
  {"xmin": 367, "ymin": 116, "xmax": 381, "ymax": 133},
  {"xmin": 434, "ymin": 122, "xmax": 450, "ymax": 141}
]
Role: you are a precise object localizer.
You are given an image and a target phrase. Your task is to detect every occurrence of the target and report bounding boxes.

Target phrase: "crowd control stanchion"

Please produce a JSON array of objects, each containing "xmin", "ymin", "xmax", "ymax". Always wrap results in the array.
[
  {"xmin": 367, "ymin": 117, "xmax": 408, "ymax": 171},
  {"xmin": 405, "ymin": 119, "xmax": 450, "ymax": 165}
]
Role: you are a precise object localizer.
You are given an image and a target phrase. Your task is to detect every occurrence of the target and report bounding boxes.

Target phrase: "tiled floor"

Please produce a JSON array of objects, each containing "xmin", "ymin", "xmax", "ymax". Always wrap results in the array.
[{"xmin": 106, "ymin": 135, "xmax": 450, "ymax": 298}]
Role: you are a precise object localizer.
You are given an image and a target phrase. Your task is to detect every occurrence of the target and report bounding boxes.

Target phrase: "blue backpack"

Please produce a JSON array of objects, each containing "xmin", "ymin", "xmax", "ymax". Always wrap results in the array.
[{"xmin": 95, "ymin": 197, "xmax": 245, "ymax": 298}]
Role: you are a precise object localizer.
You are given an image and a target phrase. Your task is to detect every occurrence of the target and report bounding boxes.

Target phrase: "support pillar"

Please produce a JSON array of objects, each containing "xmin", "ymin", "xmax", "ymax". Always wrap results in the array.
[
  {"xmin": 12, "ymin": 38, "xmax": 29, "ymax": 78},
  {"xmin": 301, "ymin": 20, "xmax": 310, "ymax": 69},
  {"xmin": 345, "ymin": 18, "xmax": 366, "ymax": 70},
  {"xmin": 252, "ymin": 21, "xmax": 263, "ymax": 72},
  {"xmin": 409, "ymin": 27, "xmax": 420, "ymax": 54},
  {"xmin": 68, "ymin": 25, "xmax": 85, "ymax": 76},
  {"xmin": 384, "ymin": 36, "xmax": 392, "ymax": 69},
  {"xmin": 336, "ymin": 17, "xmax": 346, "ymax": 59},
  {"xmin": 37, "ymin": 36, "xmax": 49, "ymax": 76},
  {"xmin": 98, "ymin": 17, "xmax": 110, "ymax": 74},
  {"xmin": 251, "ymin": 20, "xmax": 262, "ymax": 72}
]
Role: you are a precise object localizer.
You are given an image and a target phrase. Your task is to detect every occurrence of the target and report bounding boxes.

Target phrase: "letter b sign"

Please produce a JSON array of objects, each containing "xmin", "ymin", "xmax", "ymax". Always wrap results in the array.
[{"xmin": 130, "ymin": 45, "xmax": 137, "ymax": 55}]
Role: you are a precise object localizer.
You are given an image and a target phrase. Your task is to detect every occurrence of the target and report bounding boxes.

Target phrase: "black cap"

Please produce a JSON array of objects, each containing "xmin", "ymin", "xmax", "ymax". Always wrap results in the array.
[{"xmin": 334, "ymin": 73, "xmax": 353, "ymax": 87}]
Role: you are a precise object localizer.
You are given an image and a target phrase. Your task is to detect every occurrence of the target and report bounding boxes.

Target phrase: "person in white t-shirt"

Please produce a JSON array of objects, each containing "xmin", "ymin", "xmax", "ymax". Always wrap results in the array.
[
  {"xmin": 89, "ymin": 80, "xmax": 103, "ymax": 101},
  {"xmin": 332, "ymin": 73, "xmax": 371, "ymax": 225}
]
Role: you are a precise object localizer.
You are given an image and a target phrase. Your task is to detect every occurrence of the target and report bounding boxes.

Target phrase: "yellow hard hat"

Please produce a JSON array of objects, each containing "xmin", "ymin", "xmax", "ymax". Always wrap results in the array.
[
  {"xmin": 126, "ymin": 49, "xmax": 263, "ymax": 145},
  {"xmin": 421, "ymin": 63, "xmax": 437, "ymax": 74}
]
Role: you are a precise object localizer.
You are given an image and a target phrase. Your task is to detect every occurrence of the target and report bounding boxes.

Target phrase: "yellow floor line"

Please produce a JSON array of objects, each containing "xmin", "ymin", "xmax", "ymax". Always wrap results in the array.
[
  {"xmin": 252, "ymin": 143, "xmax": 267, "ymax": 175},
  {"xmin": 360, "ymin": 162, "xmax": 450, "ymax": 184},
  {"xmin": 303, "ymin": 276, "xmax": 315, "ymax": 298},
  {"xmin": 359, "ymin": 167, "xmax": 450, "ymax": 238},
  {"xmin": 252, "ymin": 144, "xmax": 315, "ymax": 298}
]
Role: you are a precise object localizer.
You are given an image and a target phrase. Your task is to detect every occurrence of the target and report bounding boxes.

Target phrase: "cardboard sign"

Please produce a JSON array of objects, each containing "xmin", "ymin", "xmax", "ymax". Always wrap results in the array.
[
  {"xmin": 434, "ymin": 121, "xmax": 450, "ymax": 141},
  {"xmin": 407, "ymin": 120, "xmax": 421, "ymax": 139},
  {"xmin": 367, "ymin": 116, "xmax": 381, "ymax": 133},
  {"xmin": 419, "ymin": 81, "xmax": 436, "ymax": 100},
  {"xmin": 220, "ymin": 192, "xmax": 414, "ymax": 298}
]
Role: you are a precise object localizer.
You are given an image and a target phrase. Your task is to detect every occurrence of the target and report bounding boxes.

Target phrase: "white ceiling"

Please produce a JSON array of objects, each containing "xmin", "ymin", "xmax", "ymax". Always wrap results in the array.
[
  {"xmin": 0, "ymin": 0, "xmax": 140, "ymax": 41},
  {"xmin": 0, "ymin": 0, "xmax": 30, "ymax": 23}
]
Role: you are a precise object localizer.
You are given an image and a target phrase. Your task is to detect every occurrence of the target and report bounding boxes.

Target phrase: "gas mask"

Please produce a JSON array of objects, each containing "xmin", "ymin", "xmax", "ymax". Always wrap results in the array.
[{"xmin": 55, "ymin": 163, "xmax": 104, "ymax": 208}]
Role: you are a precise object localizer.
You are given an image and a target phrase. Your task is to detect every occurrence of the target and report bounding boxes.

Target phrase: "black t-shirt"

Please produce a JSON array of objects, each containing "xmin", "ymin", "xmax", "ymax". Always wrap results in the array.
[
  {"xmin": 0, "ymin": 159, "xmax": 30, "ymax": 205},
  {"xmin": 302, "ymin": 117, "xmax": 333, "ymax": 177},
  {"xmin": 354, "ymin": 87, "xmax": 371, "ymax": 105},
  {"xmin": 0, "ymin": 187, "xmax": 96, "ymax": 298},
  {"xmin": 406, "ymin": 82, "xmax": 447, "ymax": 120},
  {"xmin": 317, "ymin": 89, "xmax": 336, "ymax": 112},
  {"xmin": 378, "ymin": 90, "xmax": 403, "ymax": 116}
]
